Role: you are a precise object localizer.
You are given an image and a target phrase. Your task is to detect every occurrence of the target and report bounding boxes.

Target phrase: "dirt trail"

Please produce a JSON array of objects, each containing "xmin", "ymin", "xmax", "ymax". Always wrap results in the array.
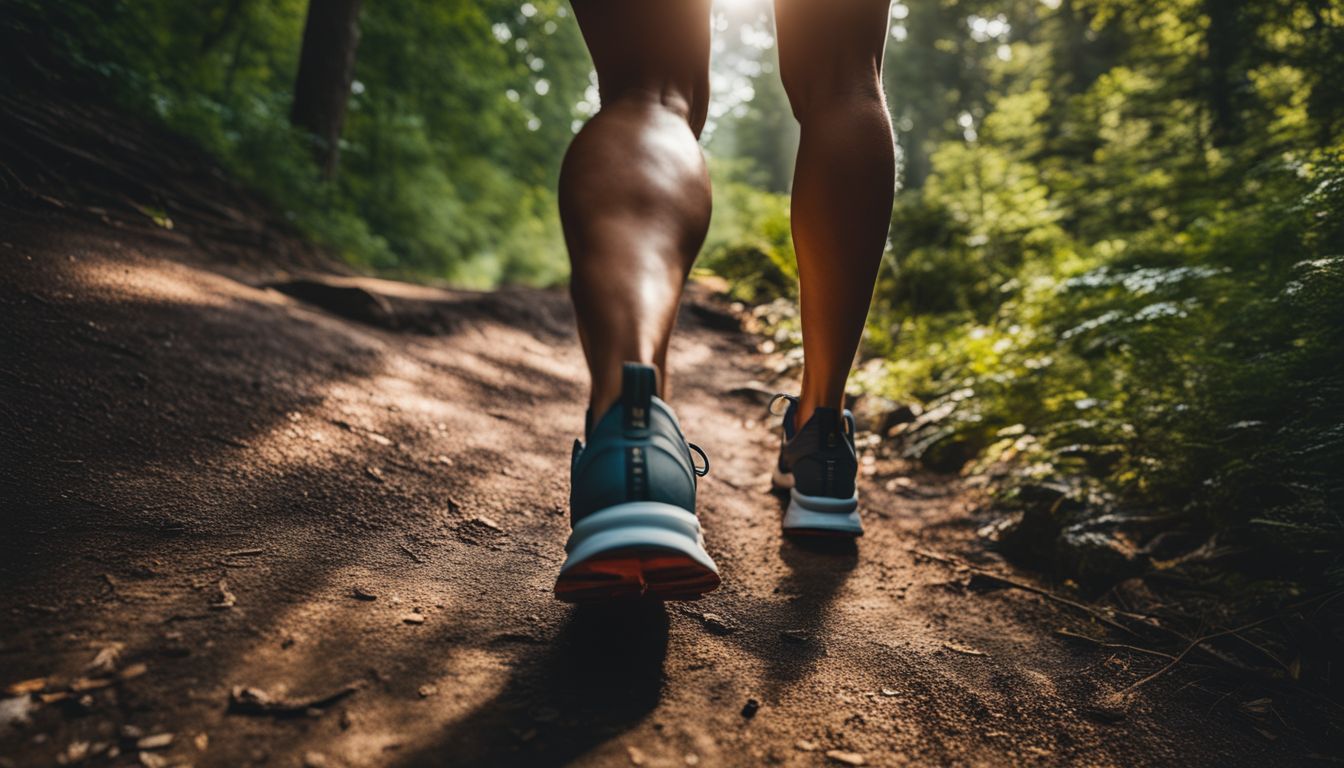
[{"xmin": 0, "ymin": 205, "xmax": 1315, "ymax": 767}]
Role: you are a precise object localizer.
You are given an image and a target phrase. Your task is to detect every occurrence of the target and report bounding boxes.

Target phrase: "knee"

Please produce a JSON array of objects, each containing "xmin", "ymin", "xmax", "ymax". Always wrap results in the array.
[{"xmin": 781, "ymin": 60, "xmax": 886, "ymax": 125}]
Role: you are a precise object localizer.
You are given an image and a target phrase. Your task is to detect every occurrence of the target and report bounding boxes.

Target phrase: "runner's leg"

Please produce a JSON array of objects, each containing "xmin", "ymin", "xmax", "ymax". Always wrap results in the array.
[
  {"xmin": 560, "ymin": 0, "xmax": 714, "ymax": 417},
  {"xmin": 774, "ymin": 0, "xmax": 895, "ymax": 428}
]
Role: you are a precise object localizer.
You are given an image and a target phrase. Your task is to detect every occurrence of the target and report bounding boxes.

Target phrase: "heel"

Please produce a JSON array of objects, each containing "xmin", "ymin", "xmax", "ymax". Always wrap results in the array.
[
  {"xmin": 782, "ymin": 489, "xmax": 863, "ymax": 537},
  {"xmin": 555, "ymin": 502, "xmax": 720, "ymax": 602}
]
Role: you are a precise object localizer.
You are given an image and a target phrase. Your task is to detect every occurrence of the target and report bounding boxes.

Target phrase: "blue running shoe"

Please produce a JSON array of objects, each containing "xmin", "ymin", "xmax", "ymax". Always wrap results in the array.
[
  {"xmin": 769, "ymin": 394, "xmax": 863, "ymax": 537},
  {"xmin": 555, "ymin": 363, "xmax": 721, "ymax": 602}
]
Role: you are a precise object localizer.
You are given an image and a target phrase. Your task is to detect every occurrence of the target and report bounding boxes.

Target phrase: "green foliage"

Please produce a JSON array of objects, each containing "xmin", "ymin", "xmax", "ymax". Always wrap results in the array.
[
  {"xmin": 866, "ymin": 0, "xmax": 1344, "ymax": 592},
  {"xmin": 1, "ymin": 0, "xmax": 588, "ymax": 286},
  {"xmin": 701, "ymin": 166, "xmax": 797, "ymax": 305}
]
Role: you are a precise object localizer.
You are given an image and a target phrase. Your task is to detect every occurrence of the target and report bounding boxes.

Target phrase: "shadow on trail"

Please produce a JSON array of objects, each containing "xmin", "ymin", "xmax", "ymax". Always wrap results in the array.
[
  {"xmin": 755, "ymin": 535, "xmax": 858, "ymax": 696},
  {"xmin": 399, "ymin": 602, "xmax": 669, "ymax": 768}
]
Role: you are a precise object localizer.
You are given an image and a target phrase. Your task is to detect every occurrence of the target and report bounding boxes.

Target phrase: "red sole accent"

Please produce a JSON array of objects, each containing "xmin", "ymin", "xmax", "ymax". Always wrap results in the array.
[{"xmin": 554, "ymin": 548, "xmax": 721, "ymax": 603}]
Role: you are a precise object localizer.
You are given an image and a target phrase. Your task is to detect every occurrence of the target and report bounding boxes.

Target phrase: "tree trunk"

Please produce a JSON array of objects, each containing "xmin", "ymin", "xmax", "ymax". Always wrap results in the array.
[
  {"xmin": 1204, "ymin": 0, "xmax": 1247, "ymax": 148},
  {"xmin": 290, "ymin": 0, "xmax": 363, "ymax": 179}
]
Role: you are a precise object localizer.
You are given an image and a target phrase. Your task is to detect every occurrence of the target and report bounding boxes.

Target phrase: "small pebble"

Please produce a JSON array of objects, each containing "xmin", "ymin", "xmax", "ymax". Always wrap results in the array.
[{"xmin": 136, "ymin": 733, "xmax": 174, "ymax": 750}]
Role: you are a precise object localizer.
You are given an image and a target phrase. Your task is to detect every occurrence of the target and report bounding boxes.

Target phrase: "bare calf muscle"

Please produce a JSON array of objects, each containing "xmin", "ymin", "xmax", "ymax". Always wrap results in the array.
[
  {"xmin": 561, "ymin": 0, "xmax": 713, "ymax": 415},
  {"xmin": 774, "ymin": 0, "xmax": 895, "ymax": 430}
]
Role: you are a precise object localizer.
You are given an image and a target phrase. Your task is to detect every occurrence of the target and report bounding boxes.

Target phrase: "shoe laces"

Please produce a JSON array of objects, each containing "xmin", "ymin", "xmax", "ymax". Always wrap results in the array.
[{"xmin": 688, "ymin": 442, "xmax": 710, "ymax": 477}]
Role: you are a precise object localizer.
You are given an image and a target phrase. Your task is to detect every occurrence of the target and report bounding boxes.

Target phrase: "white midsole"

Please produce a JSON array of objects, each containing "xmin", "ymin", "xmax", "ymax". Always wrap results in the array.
[
  {"xmin": 782, "ymin": 488, "xmax": 863, "ymax": 536},
  {"xmin": 560, "ymin": 502, "xmax": 719, "ymax": 575}
]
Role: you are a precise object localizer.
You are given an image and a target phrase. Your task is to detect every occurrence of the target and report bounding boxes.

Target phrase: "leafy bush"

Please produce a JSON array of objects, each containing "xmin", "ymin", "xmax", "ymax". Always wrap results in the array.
[
  {"xmin": 871, "ymin": 10, "xmax": 1344, "ymax": 595},
  {"xmin": 700, "ymin": 176, "xmax": 797, "ymax": 305},
  {"xmin": 1, "ymin": 0, "xmax": 587, "ymax": 287}
]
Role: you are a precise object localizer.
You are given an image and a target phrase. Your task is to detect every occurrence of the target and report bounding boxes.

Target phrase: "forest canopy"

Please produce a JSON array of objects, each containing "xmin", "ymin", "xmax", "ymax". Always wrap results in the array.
[{"xmin": 4, "ymin": 0, "xmax": 1341, "ymax": 619}]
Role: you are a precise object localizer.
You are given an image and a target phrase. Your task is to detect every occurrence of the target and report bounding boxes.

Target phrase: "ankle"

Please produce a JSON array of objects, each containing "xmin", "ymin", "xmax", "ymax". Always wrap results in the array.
[
  {"xmin": 589, "ymin": 360, "xmax": 663, "ymax": 427},
  {"xmin": 589, "ymin": 387, "xmax": 621, "ymax": 423},
  {"xmin": 793, "ymin": 396, "xmax": 844, "ymax": 432}
]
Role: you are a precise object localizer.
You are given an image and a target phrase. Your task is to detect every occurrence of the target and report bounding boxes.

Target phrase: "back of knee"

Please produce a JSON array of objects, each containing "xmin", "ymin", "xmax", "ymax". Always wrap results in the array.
[
  {"xmin": 782, "ymin": 64, "xmax": 886, "ymax": 125},
  {"xmin": 598, "ymin": 74, "xmax": 710, "ymax": 136}
]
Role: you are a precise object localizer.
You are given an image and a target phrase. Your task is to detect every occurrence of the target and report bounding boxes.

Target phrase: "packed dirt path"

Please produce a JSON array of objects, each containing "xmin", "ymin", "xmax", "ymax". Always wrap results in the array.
[{"xmin": 0, "ymin": 205, "xmax": 1314, "ymax": 767}]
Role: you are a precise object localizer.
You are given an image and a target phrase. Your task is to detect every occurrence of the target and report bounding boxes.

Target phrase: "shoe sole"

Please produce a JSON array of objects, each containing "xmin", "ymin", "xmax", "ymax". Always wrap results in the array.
[
  {"xmin": 773, "ymin": 472, "xmax": 863, "ymax": 537},
  {"xmin": 555, "ymin": 502, "xmax": 721, "ymax": 603}
]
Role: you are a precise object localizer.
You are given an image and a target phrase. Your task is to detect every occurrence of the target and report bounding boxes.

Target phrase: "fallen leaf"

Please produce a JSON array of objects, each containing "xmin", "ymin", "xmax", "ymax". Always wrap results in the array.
[
  {"xmin": 1240, "ymin": 697, "xmax": 1272, "ymax": 715},
  {"xmin": 60, "ymin": 741, "xmax": 91, "ymax": 763},
  {"xmin": 366, "ymin": 466, "xmax": 385, "ymax": 483},
  {"xmin": 70, "ymin": 677, "xmax": 115, "ymax": 692},
  {"xmin": 627, "ymin": 745, "xmax": 647, "ymax": 766},
  {"xmin": 120, "ymin": 662, "xmax": 149, "ymax": 680},
  {"xmin": 137, "ymin": 733, "xmax": 174, "ymax": 750},
  {"xmin": 38, "ymin": 691, "xmax": 71, "ymax": 704},
  {"xmin": 211, "ymin": 580, "xmax": 236, "ymax": 610},
  {"xmin": 825, "ymin": 749, "xmax": 867, "ymax": 766},
  {"xmin": 5, "ymin": 678, "xmax": 48, "ymax": 696},
  {"xmin": 943, "ymin": 641, "xmax": 987, "ymax": 657},
  {"xmin": 227, "ymin": 683, "xmax": 360, "ymax": 717},
  {"xmin": 402, "ymin": 612, "xmax": 426, "ymax": 625},
  {"xmin": 418, "ymin": 684, "xmax": 437, "ymax": 698},
  {"xmin": 86, "ymin": 643, "xmax": 125, "ymax": 674}
]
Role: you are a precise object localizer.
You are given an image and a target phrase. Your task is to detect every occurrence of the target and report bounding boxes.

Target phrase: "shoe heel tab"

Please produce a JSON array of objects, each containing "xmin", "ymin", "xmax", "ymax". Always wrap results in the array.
[
  {"xmin": 809, "ymin": 407, "xmax": 844, "ymax": 448},
  {"xmin": 621, "ymin": 363, "xmax": 657, "ymax": 431}
]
